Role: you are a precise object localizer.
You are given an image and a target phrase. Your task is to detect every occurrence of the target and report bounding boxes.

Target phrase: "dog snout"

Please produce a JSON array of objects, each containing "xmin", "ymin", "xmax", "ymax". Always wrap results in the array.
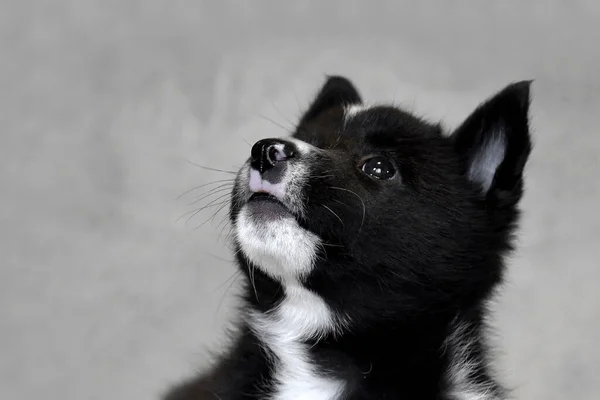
[{"xmin": 250, "ymin": 138, "xmax": 298, "ymax": 184}]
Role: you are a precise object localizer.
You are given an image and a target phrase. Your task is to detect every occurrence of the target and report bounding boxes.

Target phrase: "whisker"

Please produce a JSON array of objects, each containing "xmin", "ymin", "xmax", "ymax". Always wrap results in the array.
[
  {"xmin": 186, "ymin": 198, "xmax": 228, "ymax": 225},
  {"xmin": 189, "ymin": 186, "xmax": 233, "ymax": 206},
  {"xmin": 209, "ymin": 390, "xmax": 224, "ymax": 400},
  {"xmin": 176, "ymin": 206, "xmax": 208, "ymax": 223},
  {"xmin": 257, "ymin": 114, "xmax": 291, "ymax": 132},
  {"xmin": 218, "ymin": 220, "xmax": 233, "ymax": 244},
  {"xmin": 331, "ymin": 198, "xmax": 348, "ymax": 206},
  {"xmin": 310, "ymin": 169, "xmax": 334, "ymax": 177},
  {"xmin": 213, "ymin": 268, "xmax": 241, "ymax": 292},
  {"xmin": 249, "ymin": 264, "xmax": 260, "ymax": 303},
  {"xmin": 192, "ymin": 199, "xmax": 232, "ymax": 230},
  {"xmin": 223, "ymin": 226, "xmax": 237, "ymax": 246},
  {"xmin": 270, "ymin": 102, "xmax": 296, "ymax": 129},
  {"xmin": 215, "ymin": 270, "xmax": 243, "ymax": 319},
  {"xmin": 216, "ymin": 207, "xmax": 235, "ymax": 236},
  {"xmin": 231, "ymin": 247, "xmax": 244, "ymax": 258},
  {"xmin": 178, "ymin": 196, "xmax": 230, "ymax": 225},
  {"xmin": 204, "ymin": 251, "xmax": 234, "ymax": 265},
  {"xmin": 186, "ymin": 160, "xmax": 237, "ymax": 175},
  {"xmin": 321, "ymin": 242, "xmax": 345, "ymax": 248},
  {"xmin": 330, "ymin": 186, "xmax": 366, "ymax": 241},
  {"xmin": 198, "ymin": 197, "xmax": 231, "ymax": 213},
  {"xmin": 209, "ymin": 199, "xmax": 232, "ymax": 225},
  {"xmin": 322, "ymin": 204, "xmax": 344, "ymax": 226},
  {"xmin": 313, "ymin": 174, "xmax": 336, "ymax": 180},
  {"xmin": 177, "ymin": 179, "xmax": 234, "ymax": 200},
  {"xmin": 331, "ymin": 129, "xmax": 342, "ymax": 150},
  {"xmin": 217, "ymin": 212, "xmax": 231, "ymax": 232}
]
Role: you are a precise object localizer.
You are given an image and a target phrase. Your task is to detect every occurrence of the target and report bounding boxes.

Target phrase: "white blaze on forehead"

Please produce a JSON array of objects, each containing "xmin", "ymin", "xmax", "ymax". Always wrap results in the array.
[{"xmin": 236, "ymin": 207, "xmax": 321, "ymax": 280}]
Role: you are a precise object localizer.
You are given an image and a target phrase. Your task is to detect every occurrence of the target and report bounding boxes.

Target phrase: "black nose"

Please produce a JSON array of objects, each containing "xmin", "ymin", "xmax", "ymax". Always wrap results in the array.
[{"xmin": 250, "ymin": 138, "xmax": 296, "ymax": 174}]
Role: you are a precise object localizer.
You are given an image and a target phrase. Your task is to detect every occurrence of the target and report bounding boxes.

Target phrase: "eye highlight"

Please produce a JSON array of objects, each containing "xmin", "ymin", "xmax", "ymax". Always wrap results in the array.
[{"xmin": 360, "ymin": 156, "xmax": 397, "ymax": 180}]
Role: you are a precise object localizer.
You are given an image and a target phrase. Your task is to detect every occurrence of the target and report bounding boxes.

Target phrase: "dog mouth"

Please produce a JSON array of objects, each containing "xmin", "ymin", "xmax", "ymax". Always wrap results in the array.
[{"xmin": 246, "ymin": 192, "xmax": 293, "ymax": 219}]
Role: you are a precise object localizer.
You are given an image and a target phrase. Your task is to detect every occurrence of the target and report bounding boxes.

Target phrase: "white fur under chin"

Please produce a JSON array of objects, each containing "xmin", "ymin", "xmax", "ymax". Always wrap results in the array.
[
  {"xmin": 236, "ymin": 197, "xmax": 347, "ymax": 399},
  {"xmin": 248, "ymin": 284, "xmax": 347, "ymax": 400},
  {"xmin": 235, "ymin": 207, "xmax": 321, "ymax": 281}
]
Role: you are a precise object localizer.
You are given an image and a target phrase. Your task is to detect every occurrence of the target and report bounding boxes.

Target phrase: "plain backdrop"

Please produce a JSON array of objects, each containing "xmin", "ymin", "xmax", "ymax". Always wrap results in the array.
[{"xmin": 2, "ymin": 1, "xmax": 599, "ymax": 399}]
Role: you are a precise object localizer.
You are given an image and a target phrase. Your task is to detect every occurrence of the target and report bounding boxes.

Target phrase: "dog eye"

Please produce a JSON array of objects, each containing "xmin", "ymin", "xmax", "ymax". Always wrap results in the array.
[{"xmin": 361, "ymin": 156, "xmax": 396, "ymax": 180}]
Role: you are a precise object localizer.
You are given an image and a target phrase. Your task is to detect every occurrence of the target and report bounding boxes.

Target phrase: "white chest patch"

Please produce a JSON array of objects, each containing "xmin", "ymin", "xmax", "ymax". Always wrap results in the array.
[{"xmin": 248, "ymin": 284, "xmax": 347, "ymax": 400}]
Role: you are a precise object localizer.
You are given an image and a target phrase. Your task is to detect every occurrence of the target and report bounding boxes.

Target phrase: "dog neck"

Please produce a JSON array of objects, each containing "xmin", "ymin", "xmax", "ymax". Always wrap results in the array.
[{"xmin": 243, "ymin": 277, "xmax": 504, "ymax": 400}]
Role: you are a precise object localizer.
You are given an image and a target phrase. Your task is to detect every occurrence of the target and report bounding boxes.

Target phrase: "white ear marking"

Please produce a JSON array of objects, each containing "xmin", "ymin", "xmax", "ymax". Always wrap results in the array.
[
  {"xmin": 467, "ymin": 131, "xmax": 506, "ymax": 192},
  {"xmin": 343, "ymin": 104, "xmax": 367, "ymax": 125}
]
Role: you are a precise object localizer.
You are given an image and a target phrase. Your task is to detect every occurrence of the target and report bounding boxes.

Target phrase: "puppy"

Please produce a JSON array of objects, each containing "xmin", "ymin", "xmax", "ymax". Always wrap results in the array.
[{"xmin": 165, "ymin": 76, "xmax": 532, "ymax": 400}]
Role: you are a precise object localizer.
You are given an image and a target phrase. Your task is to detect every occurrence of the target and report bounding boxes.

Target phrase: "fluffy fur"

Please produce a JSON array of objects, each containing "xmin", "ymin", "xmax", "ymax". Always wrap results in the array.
[{"xmin": 164, "ymin": 76, "xmax": 533, "ymax": 400}]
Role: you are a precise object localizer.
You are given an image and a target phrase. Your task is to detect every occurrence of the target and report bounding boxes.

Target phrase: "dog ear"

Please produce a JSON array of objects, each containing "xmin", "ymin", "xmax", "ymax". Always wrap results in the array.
[
  {"xmin": 299, "ymin": 75, "xmax": 362, "ymax": 125},
  {"xmin": 451, "ymin": 81, "xmax": 532, "ymax": 205}
]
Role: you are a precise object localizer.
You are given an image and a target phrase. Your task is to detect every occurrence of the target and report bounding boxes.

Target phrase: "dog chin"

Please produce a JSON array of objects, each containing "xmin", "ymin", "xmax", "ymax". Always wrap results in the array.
[{"xmin": 235, "ymin": 205, "xmax": 321, "ymax": 281}]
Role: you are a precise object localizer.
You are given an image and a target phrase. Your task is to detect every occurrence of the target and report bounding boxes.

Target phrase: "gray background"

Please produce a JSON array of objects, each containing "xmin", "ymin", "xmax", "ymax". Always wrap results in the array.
[{"xmin": 2, "ymin": 1, "xmax": 599, "ymax": 399}]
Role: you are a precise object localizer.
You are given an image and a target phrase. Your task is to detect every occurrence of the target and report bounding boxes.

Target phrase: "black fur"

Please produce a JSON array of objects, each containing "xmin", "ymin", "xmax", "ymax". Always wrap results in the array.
[{"xmin": 164, "ymin": 76, "xmax": 532, "ymax": 399}]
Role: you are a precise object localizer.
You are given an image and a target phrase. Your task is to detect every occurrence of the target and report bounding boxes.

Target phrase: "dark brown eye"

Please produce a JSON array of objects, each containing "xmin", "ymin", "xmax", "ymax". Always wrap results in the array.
[{"xmin": 361, "ymin": 156, "xmax": 396, "ymax": 180}]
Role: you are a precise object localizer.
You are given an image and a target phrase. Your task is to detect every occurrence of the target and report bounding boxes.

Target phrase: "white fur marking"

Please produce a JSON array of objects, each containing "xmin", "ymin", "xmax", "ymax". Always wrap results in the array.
[
  {"xmin": 236, "ymin": 208, "xmax": 320, "ymax": 280},
  {"xmin": 249, "ymin": 168, "xmax": 287, "ymax": 199},
  {"xmin": 468, "ymin": 132, "xmax": 506, "ymax": 192},
  {"xmin": 286, "ymin": 137, "xmax": 317, "ymax": 156},
  {"xmin": 237, "ymin": 136, "xmax": 347, "ymax": 397},
  {"xmin": 343, "ymin": 104, "xmax": 367, "ymax": 125},
  {"xmin": 249, "ymin": 284, "xmax": 347, "ymax": 400},
  {"xmin": 444, "ymin": 322, "xmax": 503, "ymax": 400}
]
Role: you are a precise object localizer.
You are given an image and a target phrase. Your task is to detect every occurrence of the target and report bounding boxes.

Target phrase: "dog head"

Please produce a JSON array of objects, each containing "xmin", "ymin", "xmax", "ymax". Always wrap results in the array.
[{"xmin": 230, "ymin": 76, "xmax": 531, "ymax": 327}]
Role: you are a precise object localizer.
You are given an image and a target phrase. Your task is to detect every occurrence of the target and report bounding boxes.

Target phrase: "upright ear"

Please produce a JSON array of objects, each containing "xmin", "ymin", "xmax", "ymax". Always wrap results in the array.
[
  {"xmin": 451, "ymin": 81, "xmax": 532, "ymax": 204},
  {"xmin": 299, "ymin": 75, "xmax": 362, "ymax": 125}
]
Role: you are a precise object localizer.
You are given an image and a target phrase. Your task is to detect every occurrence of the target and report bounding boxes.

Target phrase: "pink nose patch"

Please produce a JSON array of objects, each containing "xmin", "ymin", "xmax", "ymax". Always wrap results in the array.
[{"xmin": 249, "ymin": 169, "xmax": 286, "ymax": 199}]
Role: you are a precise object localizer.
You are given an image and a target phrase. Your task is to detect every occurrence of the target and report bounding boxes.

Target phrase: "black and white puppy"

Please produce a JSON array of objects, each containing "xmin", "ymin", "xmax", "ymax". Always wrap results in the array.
[{"xmin": 165, "ymin": 76, "xmax": 532, "ymax": 400}]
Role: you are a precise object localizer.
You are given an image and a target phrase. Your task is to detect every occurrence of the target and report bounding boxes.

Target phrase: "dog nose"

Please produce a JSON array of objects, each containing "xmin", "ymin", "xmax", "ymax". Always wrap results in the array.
[{"xmin": 250, "ymin": 138, "xmax": 296, "ymax": 174}]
